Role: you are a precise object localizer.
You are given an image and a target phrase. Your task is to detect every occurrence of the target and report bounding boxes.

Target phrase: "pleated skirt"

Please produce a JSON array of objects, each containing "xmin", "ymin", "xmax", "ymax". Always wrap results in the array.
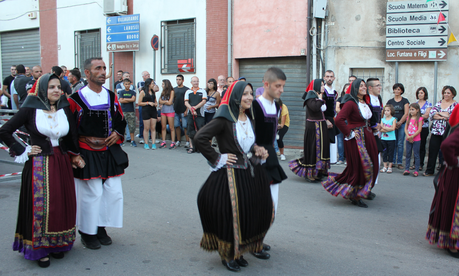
[
  {"xmin": 322, "ymin": 127, "xmax": 378, "ymax": 199},
  {"xmin": 426, "ymin": 167, "xmax": 459, "ymax": 249},
  {"xmin": 197, "ymin": 165, "xmax": 273, "ymax": 260},
  {"xmin": 13, "ymin": 147, "xmax": 76, "ymax": 261}
]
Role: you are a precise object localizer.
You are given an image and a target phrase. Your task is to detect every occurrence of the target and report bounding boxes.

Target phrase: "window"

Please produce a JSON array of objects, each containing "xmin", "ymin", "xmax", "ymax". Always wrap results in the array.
[
  {"xmin": 74, "ymin": 29, "xmax": 101, "ymax": 76},
  {"xmin": 350, "ymin": 68, "xmax": 385, "ymax": 99},
  {"xmin": 161, "ymin": 18, "xmax": 196, "ymax": 74}
]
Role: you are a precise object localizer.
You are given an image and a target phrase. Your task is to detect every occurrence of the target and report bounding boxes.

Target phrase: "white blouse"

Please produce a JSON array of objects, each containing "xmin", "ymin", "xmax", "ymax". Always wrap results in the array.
[
  {"xmin": 210, "ymin": 120, "xmax": 256, "ymax": 171},
  {"xmin": 36, "ymin": 109, "xmax": 69, "ymax": 147},
  {"xmin": 358, "ymin": 102, "xmax": 372, "ymax": 120}
]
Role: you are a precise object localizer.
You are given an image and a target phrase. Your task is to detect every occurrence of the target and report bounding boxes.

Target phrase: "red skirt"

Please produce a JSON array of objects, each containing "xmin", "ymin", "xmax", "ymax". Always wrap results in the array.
[
  {"xmin": 322, "ymin": 126, "xmax": 378, "ymax": 199},
  {"xmin": 13, "ymin": 147, "xmax": 76, "ymax": 260}
]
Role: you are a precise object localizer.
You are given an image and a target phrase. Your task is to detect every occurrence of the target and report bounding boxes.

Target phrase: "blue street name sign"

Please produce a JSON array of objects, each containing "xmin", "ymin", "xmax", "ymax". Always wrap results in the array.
[{"xmin": 106, "ymin": 14, "xmax": 140, "ymax": 51}]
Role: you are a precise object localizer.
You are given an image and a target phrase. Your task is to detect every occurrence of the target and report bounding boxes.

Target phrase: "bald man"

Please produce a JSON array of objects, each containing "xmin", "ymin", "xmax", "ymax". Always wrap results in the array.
[{"xmin": 184, "ymin": 76, "xmax": 207, "ymax": 153}]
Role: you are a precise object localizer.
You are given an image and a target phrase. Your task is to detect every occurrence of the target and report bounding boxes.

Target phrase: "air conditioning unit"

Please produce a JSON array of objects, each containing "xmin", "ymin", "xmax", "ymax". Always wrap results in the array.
[{"xmin": 104, "ymin": 0, "xmax": 128, "ymax": 16}]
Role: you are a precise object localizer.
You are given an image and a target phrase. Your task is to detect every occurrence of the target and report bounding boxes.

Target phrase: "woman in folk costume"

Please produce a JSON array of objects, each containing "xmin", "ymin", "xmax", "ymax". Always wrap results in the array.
[
  {"xmin": 0, "ymin": 73, "xmax": 84, "ymax": 267},
  {"xmin": 322, "ymin": 79, "xmax": 378, "ymax": 208},
  {"xmin": 194, "ymin": 81, "xmax": 273, "ymax": 272},
  {"xmin": 426, "ymin": 105, "xmax": 459, "ymax": 258},
  {"xmin": 289, "ymin": 79, "xmax": 330, "ymax": 182}
]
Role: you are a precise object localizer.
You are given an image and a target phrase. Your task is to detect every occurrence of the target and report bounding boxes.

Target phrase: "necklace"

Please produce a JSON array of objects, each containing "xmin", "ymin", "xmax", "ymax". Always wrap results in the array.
[{"xmin": 238, "ymin": 114, "xmax": 249, "ymax": 136}]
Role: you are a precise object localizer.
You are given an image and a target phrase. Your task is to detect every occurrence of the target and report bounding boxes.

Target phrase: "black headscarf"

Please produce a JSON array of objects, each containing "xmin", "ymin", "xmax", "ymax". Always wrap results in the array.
[
  {"xmin": 340, "ymin": 78, "xmax": 367, "ymax": 105},
  {"xmin": 213, "ymin": 80, "xmax": 254, "ymax": 123},
  {"xmin": 302, "ymin": 79, "xmax": 323, "ymax": 105},
  {"xmin": 21, "ymin": 73, "xmax": 69, "ymax": 111}
]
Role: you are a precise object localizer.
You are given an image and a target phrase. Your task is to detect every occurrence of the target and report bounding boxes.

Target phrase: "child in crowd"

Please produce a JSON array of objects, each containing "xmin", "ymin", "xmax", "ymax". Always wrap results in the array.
[
  {"xmin": 380, "ymin": 104, "xmax": 397, "ymax": 173},
  {"xmin": 403, "ymin": 103, "xmax": 423, "ymax": 176},
  {"xmin": 119, "ymin": 78, "xmax": 137, "ymax": 147}
]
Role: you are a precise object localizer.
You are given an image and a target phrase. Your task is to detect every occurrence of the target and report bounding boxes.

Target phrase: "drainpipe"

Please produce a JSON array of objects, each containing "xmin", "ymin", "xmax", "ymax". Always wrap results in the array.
[
  {"xmin": 306, "ymin": 0, "xmax": 312, "ymax": 84},
  {"xmin": 228, "ymin": 0, "xmax": 232, "ymax": 77}
]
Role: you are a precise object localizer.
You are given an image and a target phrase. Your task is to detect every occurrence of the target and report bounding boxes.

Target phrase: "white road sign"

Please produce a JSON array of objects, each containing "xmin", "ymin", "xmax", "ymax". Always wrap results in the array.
[{"xmin": 386, "ymin": 36, "xmax": 447, "ymax": 49}]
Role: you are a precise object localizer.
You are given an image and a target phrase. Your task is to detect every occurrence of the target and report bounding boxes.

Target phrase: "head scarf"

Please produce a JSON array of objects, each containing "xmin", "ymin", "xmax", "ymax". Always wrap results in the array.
[
  {"xmin": 341, "ymin": 78, "xmax": 367, "ymax": 105},
  {"xmin": 22, "ymin": 73, "xmax": 69, "ymax": 111},
  {"xmin": 450, "ymin": 104, "xmax": 459, "ymax": 128},
  {"xmin": 214, "ymin": 80, "xmax": 254, "ymax": 123}
]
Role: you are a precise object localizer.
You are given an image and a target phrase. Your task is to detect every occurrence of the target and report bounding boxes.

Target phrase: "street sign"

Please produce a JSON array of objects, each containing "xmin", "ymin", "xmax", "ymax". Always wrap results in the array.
[
  {"xmin": 386, "ymin": 11, "xmax": 448, "ymax": 25},
  {"xmin": 106, "ymin": 24, "xmax": 140, "ymax": 34},
  {"xmin": 151, "ymin": 35, "xmax": 159, "ymax": 51},
  {"xmin": 386, "ymin": 24, "xmax": 447, "ymax": 37},
  {"xmin": 386, "ymin": 0, "xmax": 449, "ymax": 62},
  {"xmin": 386, "ymin": 49, "xmax": 447, "ymax": 61},
  {"xmin": 386, "ymin": 36, "xmax": 447, "ymax": 49},
  {"xmin": 106, "ymin": 42, "xmax": 139, "ymax": 52},
  {"xmin": 106, "ymin": 14, "xmax": 140, "ymax": 52},
  {"xmin": 106, "ymin": 14, "xmax": 140, "ymax": 25},
  {"xmin": 387, "ymin": 0, "xmax": 448, "ymax": 13}
]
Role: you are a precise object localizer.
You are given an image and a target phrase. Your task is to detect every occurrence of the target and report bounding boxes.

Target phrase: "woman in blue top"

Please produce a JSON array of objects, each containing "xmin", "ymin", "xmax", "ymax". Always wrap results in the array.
[
  {"xmin": 203, "ymin": 78, "xmax": 221, "ymax": 124},
  {"xmin": 414, "ymin": 87, "xmax": 432, "ymax": 170}
]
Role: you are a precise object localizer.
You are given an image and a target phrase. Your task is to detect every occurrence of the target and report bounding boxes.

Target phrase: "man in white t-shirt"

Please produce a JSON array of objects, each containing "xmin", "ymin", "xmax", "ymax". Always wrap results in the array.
[{"xmin": 184, "ymin": 76, "xmax": 207, "ymax": 153}]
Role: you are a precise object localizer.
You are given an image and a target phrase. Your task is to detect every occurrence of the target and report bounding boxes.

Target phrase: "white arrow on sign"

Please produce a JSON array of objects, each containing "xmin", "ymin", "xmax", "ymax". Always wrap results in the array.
[
  {"xmin": 107, "ymin": 44, "xmax": 112, "ymax": 50},
  {"xmin": 438, "ymin": 50, "xmax": 446, "ymax": 58},
  {"xmin": 107, "ymin": 36, "xmax": 111, "ymax": 42},
  {"xmin": 107, "ymin": 18, "xmax": 111, "ymax": 24},
  {"xmin": 107, "ymin": 27, "xmax": 111, "ymax": 33}
]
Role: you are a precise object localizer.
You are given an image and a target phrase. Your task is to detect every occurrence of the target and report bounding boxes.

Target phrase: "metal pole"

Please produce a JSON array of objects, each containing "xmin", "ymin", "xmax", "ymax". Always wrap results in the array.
[
  {"xmin": 434, "ymin": 61, "xmax": 438, "ymax": 104},
  {"xmin": 153, "ymin": 50, "xmax": 156, "ymax": 82},
  {"xmin": 111, "ymin": 52, "xmax": 115, "ymax": 91},
  {"xmin": 395, "ymin": 62, "xmax": 399, "ymax": 83},
  {"xmin": 133, "ymin": 52, "xmax": 136, "ymax": 87}
]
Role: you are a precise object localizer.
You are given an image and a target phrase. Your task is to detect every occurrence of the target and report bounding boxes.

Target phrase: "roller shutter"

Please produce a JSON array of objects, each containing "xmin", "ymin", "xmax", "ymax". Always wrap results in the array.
[
  {"xmin": 238, "ymin": 57, "xmax": 307, "ymax": 147},
  {"xmin": 1, "ymin": 29, "xmax": 41, "ymax": 80}
]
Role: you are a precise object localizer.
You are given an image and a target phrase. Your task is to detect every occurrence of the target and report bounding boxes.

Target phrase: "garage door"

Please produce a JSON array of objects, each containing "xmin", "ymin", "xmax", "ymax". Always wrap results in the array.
[
  {"xmin": 1, "ymin": 29, "xmax": 41, "ymax": 80},
  {"xmin": 239, "ymin": 57, "xmax": 307, "ymax": 147}
]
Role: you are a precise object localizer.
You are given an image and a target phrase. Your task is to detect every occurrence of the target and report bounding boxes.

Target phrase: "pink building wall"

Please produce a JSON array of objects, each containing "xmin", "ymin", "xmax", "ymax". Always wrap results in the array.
[{"xmin": 232, "ymin": 0, "xmax": 308, "ymax": 62}]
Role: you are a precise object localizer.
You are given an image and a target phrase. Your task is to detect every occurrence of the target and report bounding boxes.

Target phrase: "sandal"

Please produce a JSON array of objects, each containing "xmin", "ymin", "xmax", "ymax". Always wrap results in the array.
[
  {"xmin": 187, "ymin": 148, "xmax": 195, "ymax": 154},
  {"xmin": 380, "ymin": 167, "xmax": 387, "ymax": 173},
  {"xmin": 403, "ymin": 170, "xmax": 410, "ymax": 175},
  {"xmin": 413, "ymin": 171, "xmax": 419, "ymax": 177},
  {"xmin": 423, "ymin": 172, "xmax": 433, "ymax": 177},
  {"xmin": 387, "ymin": 168, "xmax": 392, "ymax": 173},
  {"xmin": 409, "ymin": 165, "xmax": 415, "ymax": 170},
  {"xmin": 397, "ymin": 164, "xmax": 404, "ymax": 170}
]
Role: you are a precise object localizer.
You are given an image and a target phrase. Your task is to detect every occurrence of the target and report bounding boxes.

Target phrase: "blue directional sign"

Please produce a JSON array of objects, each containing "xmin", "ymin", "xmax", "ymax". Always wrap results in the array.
[
  {"xmin": 106, "ymin": 14, "xmax": 140, "ymax": 25},
  {"xmin": 107, "ymin": 24, "xmax": 140, "ymax": 34},
  {"xmin": 106, "ymin": 14, "xmax": 140, "ymax": 52}
]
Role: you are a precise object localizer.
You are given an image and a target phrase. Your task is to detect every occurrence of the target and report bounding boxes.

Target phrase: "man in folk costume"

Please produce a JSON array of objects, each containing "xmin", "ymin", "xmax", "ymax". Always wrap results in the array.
[
  {"xmin": 367, "ymin": 77, "xmax": 384, "ymax": 190},
  {"xmin": 68, "ymin": 58, "xmax": 128, "ymax": 249},
  {"xmin": 251, "ymin": 67, "xmax": 288, "ymax": 259},
  {"xmin": 323, "ymin": 70, "xmax": 338, "ymax": 164}
]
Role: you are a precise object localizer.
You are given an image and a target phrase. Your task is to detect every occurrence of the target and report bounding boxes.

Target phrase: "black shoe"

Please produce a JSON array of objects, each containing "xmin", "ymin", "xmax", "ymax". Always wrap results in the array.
[
  {"xmin": 37, "ymin": 256, "xmax": 50, "ymax": 268},
  {"xmin": 50, "ymin": 252, "xmax": 64, "ymax": 259},
  {"xmin": 446, "ymin": 248, "xmax": 459, "ymax": 258},
  {"xmin": 97, "ymin": 227, "xmax": 112, "ymax": 245},
  {"xmin": 235, "ymin": 255, "xmax": 248, "ymax": 267},
  {"xmin": 222, "ymin": 259, "xmax": 241, "ymax": 272},
  {"xmin": 305, "ymin": 177, "xmax": 317, "ymax": 183},
  {"xmin": 366, "ymin": 192, "xmax": 376, "ymax": 200},
  {"xmin": 263, "ymin": 243, "xmax": 271, "ymax": 251},
  {"xmin": 250, "ymin": 250, "xmax": 271, "ymax": 259},
  {"xmin": 350, "ymin": 199, "xmax": 368, "ymax": 208},
  {"xmin": 79, "ymin": 230, "xmax": 101, "ymax": 249}
]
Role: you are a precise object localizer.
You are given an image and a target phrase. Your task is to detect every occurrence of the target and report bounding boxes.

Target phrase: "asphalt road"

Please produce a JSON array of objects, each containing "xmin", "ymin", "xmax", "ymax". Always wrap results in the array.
[{"xmin": 0, "ymin": 144, "xmax": 457, "ymax": 275}]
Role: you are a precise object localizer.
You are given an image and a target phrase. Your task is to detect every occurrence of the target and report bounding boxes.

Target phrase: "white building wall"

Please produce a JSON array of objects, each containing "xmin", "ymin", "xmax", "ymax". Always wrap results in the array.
[
  {"xmin": 133, "ymin": 0, "xmax": 207, "ymax": 87},
  {"xmin": 56, "ymin": 0, "xmax": 111, "ymax": 84},
  {"xmin": 324, "ymin": 0, "xmax": 459, "ymax": 103}
]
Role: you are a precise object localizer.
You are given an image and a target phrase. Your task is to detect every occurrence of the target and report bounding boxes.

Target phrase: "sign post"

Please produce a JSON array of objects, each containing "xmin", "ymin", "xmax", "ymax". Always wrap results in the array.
[
  {"xmin": 386, "ymin": 0, "xmax": 449, "ymax": 103},
  {"xmin": 151, "ymin": 35, "xmax": 159, "ymax": 82}
]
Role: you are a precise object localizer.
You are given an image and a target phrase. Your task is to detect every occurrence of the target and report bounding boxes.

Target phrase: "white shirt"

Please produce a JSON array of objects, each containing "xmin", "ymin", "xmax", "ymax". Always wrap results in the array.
[
  {"xmin": 358, "ymin": 102, "xmax": 372, "ymax": 120},
  {"xmin": 9, "ymin": 79, "xmax": 18, "ymax": 110},
  {"xmin": 325, "ymin": 85, "xmax": 335, "ymax": 95},
  {"xmin": 80, "ymin": 86, "xmax": 109, "ymax": 106},
  {"xmin": 259, "ymin": 95, "xmax": 277, "ymax": 115},
  {"xmin": 369, "ymin": 94, "xmax": 380, "ymax": 107}
]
